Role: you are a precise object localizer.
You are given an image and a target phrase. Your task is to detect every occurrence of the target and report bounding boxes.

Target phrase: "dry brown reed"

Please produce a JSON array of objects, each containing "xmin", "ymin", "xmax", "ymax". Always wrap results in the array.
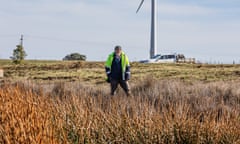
[{"xmin": 0, "ymin": 79, "xmax": 239, "ymax": 143}]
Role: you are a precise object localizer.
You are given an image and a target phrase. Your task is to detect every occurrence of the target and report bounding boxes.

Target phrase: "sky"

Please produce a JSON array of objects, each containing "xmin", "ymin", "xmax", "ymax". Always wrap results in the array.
[{"xmin": 0, "ymin": 0, "xmax": 240, "ymax": 63}]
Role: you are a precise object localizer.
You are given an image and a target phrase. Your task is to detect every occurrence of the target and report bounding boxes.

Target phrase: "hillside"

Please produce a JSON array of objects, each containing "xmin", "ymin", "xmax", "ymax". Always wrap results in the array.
[{"xmin": 1, "ymin": 60, "xmax": 240, "ymax": 84}]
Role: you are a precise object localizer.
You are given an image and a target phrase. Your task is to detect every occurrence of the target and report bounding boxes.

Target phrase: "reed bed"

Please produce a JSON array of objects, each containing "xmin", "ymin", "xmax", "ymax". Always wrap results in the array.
[{"xmin": 0, "ymin": 79, "xmax": 239, "ymax": 143}]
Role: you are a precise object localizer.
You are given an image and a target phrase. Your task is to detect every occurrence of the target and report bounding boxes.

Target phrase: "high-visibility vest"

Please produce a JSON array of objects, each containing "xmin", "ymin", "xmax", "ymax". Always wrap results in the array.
[{"xmin": 105, "ymin": 52, "xmax": 130, "ymax": 80}]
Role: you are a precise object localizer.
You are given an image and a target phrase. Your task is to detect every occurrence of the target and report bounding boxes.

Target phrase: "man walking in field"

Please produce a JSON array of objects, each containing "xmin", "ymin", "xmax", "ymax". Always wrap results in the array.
[{"xmin": 105, "ymin": 46, "xmax": 131, "ymax": 96}]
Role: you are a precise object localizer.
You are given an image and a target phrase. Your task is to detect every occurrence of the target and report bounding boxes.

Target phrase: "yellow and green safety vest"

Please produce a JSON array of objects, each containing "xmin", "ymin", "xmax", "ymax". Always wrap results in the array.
[{"xmin": 105, "ymin": 52, "xmax": 130, "ymax": 80}]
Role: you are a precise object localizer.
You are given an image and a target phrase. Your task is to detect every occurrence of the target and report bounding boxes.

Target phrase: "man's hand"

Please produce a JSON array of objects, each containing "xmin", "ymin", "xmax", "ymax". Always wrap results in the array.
[
  {"xmin": 125, "ymin": 73, "xmax": 130, "ymax": 80},
  {"xmin": 107, "ymin": 73, "xmax": 111, "ymax": 83}
]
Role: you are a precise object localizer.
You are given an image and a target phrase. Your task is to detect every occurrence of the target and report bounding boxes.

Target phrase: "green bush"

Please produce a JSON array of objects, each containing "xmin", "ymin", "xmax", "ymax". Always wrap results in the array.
[{"xmin": 63, "ymin": 53, "xmax": 86, "ymax": 61}]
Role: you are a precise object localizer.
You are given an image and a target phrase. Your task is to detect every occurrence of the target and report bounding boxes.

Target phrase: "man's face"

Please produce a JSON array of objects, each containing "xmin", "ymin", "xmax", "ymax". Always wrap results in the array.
[{"xmin": 115, "ymin": 48, "xmax": 122, "ymax": 55}]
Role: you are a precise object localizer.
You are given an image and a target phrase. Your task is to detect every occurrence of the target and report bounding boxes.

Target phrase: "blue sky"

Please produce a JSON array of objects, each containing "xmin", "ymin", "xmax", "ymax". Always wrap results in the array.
[{"xmin": 0, "ymin": 0, "xmax": 240, "ymax": 63}]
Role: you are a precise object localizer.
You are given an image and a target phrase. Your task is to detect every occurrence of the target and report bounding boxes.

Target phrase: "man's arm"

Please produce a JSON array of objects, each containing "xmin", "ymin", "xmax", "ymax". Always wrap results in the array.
[
  {"xmin": 125, "ymin": 55, "xmax": 130, "ymax": 80},
  {"xmin": 105, "ymin": 55, "xmax": 112, "ymax": 82},
  {"xmin": 105, "ymin": 55, "xmax": 112, "ymax": 75}
]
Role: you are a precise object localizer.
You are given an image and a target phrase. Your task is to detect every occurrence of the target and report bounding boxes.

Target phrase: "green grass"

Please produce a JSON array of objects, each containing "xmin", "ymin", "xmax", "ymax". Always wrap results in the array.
[
  {"xmin": 0, "ymin": 59, "xmax": 62, "ymax": 66},
  {"xmin": 132, "ymin": 63, "xmax": 240, "ymax": 82},
  {"xmin": 1, "ymin": 59, "xmax": 240, "ymax": 83}
]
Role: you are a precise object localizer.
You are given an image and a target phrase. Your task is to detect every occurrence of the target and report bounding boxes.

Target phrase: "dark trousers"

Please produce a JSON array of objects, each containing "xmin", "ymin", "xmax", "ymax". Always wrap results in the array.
[{"xmin": 110, "ymin": 79, "xmax": 130, "ymax": 96}]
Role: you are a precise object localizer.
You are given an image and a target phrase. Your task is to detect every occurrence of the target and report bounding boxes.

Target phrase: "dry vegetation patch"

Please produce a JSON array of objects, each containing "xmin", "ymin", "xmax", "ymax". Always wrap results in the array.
[
  {"xmin": 2, "ymin": 61, "xmax": 240, "ymax": 83},
  {"xmin": 0, "ymin": 79, "xmax": 239, "ymax": 143}
]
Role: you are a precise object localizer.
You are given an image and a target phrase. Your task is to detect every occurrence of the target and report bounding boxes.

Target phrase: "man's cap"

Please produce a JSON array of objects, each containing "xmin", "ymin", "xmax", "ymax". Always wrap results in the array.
[{"xmin": 115, "ymin": 45, "xmax": 122, "ymax": 50}]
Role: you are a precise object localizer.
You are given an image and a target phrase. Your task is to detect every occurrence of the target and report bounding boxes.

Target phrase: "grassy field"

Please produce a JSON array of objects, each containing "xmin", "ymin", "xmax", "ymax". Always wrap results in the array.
[
  {"xmin": 0, "ymin": 60, "xmax": 240, "ymax": 143},
  {"xmin": 1, "ymin": 59, "xmax": 240, "ymax": 83}
]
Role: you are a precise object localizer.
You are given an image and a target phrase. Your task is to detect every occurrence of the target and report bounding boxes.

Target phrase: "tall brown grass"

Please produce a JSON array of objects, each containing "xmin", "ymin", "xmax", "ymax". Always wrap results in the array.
[{"xmin": 0, "ymin": 79, "xmax": 239, "ymax": 143}]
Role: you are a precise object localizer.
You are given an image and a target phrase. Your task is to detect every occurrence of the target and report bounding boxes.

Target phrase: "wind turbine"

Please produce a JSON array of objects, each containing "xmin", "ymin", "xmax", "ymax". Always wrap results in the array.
[{"xmin": 136, "ymin": 0, "xmax": 157, "ymax": 59}]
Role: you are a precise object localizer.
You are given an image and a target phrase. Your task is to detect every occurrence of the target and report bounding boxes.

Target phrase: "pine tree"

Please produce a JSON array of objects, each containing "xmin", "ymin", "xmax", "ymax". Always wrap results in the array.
[{"xmin": 10, "ymin": 45, "xmax": 27, "ymax": 64}]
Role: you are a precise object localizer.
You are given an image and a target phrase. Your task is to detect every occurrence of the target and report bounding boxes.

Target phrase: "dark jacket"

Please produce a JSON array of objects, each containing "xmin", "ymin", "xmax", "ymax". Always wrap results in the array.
[{"xmin": 105, "ymin": 52, "xmax": 130, "ymax": 81}]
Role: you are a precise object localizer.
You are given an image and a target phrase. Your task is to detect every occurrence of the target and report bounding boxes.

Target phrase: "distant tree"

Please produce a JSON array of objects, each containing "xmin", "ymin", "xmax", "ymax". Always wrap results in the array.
[
  {"xmin": 63, "ymin": 53, "xmax": 86, "ymax": 61},
  {"xmin": 10, "ymin": 44, "xmax": 27, "ymax": 64}
]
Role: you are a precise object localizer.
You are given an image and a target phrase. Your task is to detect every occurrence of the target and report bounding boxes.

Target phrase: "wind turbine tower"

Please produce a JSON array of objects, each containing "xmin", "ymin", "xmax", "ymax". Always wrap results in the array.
[{"xmin": 137, "ymin": 0, "xmax": 157, "ymax": 59}]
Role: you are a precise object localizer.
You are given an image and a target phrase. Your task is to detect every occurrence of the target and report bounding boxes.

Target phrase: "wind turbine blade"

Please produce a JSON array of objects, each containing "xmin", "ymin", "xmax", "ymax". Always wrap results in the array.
[{"xmin": 136, "ymin": 0, "xmax": 145, "ymax": 13}]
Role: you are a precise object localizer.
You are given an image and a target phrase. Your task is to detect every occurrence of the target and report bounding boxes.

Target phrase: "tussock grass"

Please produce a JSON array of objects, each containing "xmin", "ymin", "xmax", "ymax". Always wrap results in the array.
[
  {"xmin": 0, "ymin": 79, "xmax": 239, "ymax": 143},
  {"xmin": 2, "ymin": 61, "xmax": 240, "ymax": 83}
]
